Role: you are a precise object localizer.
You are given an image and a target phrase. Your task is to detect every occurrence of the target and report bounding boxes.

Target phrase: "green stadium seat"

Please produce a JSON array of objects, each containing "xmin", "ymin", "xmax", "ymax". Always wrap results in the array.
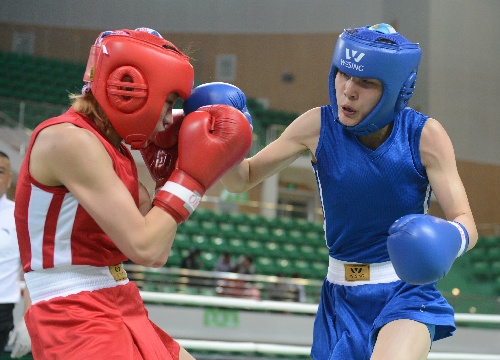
[
  {"xmin": 210, "ymin": 236, "xmax": 231, "ymax": 253},
  {"xmin": 281, "ymin": 243, "xmax": 300, "ymax": 259},
  {"xmin": 495, "ymin": 276, "xmax": 500, "ymax": 294},
  {"xmin": 245, "ymin": 213, "xmax": 266, "ymax": 227},
  {"xmin": 480, "ymin": 235, "xmax": 500, "ymax": 249},
  {"xmin": 253, "ymin": 225, "xmax": 271, "ymax": 241},
  {"xmin": 472, "ymin": 261, "xmax": 491, "ymax": 279},
  {"xmin": 190, "ymin": 207, "xmax": 212, "ymax": 221},
  {"xmin": 201, "ymin": 252, "xmax": 216, "ymax": 270},
  {"xmin": 288, "ymin": 229, "xmax": 304, "ymax": 244},
  {"xmin": 276, "ymin": 217, "xmax": 296, "ymax": 230},
  {"xmin": 298, "ymin": 244, "xmax": 317, "ymax": 260},
  {"xmin": 468, "ymin": 246, "xmax": 487, "ymax": 262},
  {"xmin": 199, "ymin": 220, "xmax": 218, "ymax": 236},
  {"xmin": 173, "ymin": 233, "xmax": 192, "ymax": 250},
  {"xmin": 166, "ymin": 248, "xmax": 181, "ymax": 267},
  {"xmin": 292, "ymin": 218, "xmax": 311, "ymax": 232},
  {"xmin": 275, "ymin": 258, "xmax": 294, "ymax": 276},
  {"xmin": 318, "ymin": 246, "xmax": 329, "ymax": 257},
  {"xmin": 245, "ymin": 239, "xmax": 264, "ymax": 256},
  {"xmin": 219, "ymin": 222, "xmax": 238, "ymax": 238},
  {"xmin": 270, "ymin": 227, "xmax": 287, "ymax": 243},
  {"xmin": 191, "ymin": 234, "xmax": 211, "ymax": 250},
  {"xmin": 491, "ymin": 261, "xmax": 500, "ymax": 276},
  {"xmin": 235, "ymin": 224, "xmax": 253, "ymax": 239},
  {"xmin": 178, "ymin": 219, "xmax": 200, "ymax": 235},
  {"xmin": 305, "ymin": 230, "xmax": 323, "ymax": 244},
  {"xmin": 488, "ymin": 247, "xmax": 500, "ymax": 261},
  {"xmin": 227, "ymin": 212, "xmax": 248, "ymax": 225},
  {"xmin": 228, "ymin": 237, "xmax": 246, "ymax": 254},
  {"xmin": 255, "ymin": 256, "xmax": 278, "ymax": 275},
  {"xmin": 311, "ymin": 261, "xmax": 327, "ymax": 279},
  {"xmin": 264, "ymin": 241, "xmax": 281, "ymax": 257},
  {"xmin": 292, "ymin": 259, "xmax": 309, "ymax": 274}
]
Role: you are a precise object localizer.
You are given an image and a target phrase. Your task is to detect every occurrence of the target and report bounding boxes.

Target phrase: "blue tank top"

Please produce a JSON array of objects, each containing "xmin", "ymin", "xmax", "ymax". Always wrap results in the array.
[{"xmin": 313, "ymin": 106, "xmax": 430, "ymax": 263}]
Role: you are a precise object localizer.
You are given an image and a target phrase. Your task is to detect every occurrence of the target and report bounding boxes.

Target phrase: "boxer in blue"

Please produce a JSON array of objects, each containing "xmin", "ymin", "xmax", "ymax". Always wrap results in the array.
[{"xmin": 220, "ymin": 23, "xmax": 478, "ymax": 359}]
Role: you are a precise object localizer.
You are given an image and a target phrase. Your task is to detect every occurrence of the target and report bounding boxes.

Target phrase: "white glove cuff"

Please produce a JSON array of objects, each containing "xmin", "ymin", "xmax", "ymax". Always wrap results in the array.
[
  {"xmin": 160, "ymin": 181, "xmax": 201, "ymax": 214},
  {"xmin": 448, "ymin": 221, "xmax": 469, "ymax": 258}
]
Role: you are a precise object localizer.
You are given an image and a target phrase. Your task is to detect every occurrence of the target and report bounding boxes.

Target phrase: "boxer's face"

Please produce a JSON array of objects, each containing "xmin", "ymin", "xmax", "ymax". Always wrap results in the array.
[
  {"xmin": 153, "ymin": 92, "xmax": 180, "ymax": 134},
  {"xmin": 335, "ymin": 70, "xmax": 383, "ymax": 127}
]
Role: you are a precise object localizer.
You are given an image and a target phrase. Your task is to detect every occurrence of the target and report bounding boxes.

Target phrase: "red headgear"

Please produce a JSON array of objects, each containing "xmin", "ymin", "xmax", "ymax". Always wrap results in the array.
[{"xmin": 83, "ymin": 29, "xmax": 194, "ymax": 149}]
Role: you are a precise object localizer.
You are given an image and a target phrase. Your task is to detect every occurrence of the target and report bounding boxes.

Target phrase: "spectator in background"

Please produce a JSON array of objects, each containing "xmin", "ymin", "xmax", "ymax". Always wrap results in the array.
[
  {"xmin": 214, "ymin": 252, "xmax": 234, "ymax": 272},
  {"xmin": 232, "ymin": 254, "xmax": 255, "ymax": 275},
  {"xmin": 267, "ymin": 273, "xmax": 306, "ymax": 303},
  {"xmin": 0, "ymin": 151, "xmax": 31, "ymax": 359},
  {"xmin": 267, "ymin": 273, "xmax": 292, "ymax": 301},
  {"xmin": 290, "ymin": 272, "xmax": 306, "ymax": 303},
  {"xmin": 180, "ymin": 248, "xmax": 203, "ymax": 270}
]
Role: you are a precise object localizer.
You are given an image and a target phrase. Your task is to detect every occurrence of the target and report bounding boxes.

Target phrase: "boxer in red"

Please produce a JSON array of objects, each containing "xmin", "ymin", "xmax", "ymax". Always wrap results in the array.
[{"xmin": 14, "ymin": 28, "xmax": 252, "ymax": 359}]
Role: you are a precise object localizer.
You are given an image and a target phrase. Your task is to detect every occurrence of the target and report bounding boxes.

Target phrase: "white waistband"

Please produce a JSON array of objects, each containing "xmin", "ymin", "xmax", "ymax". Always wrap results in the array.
[
  {"xmin": 327, "ymin": 257, "xmax": 400, "ymax": 286},
  {"xmin": 25, "ymin": 265, "xmax": 129, "ymax": 304}
]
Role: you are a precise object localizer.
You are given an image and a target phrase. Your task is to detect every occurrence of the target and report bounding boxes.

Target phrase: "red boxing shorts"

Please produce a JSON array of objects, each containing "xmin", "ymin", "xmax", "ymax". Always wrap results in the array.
[{"xmin": 26, "ymin": 281, "xmax": 180, "ymax": 360}]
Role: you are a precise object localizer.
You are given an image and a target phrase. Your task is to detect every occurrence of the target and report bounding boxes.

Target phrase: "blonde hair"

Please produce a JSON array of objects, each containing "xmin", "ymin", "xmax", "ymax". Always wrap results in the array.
[{"xmin": 69, "ymin": 92, "xmax": 108, "ymax": 124}]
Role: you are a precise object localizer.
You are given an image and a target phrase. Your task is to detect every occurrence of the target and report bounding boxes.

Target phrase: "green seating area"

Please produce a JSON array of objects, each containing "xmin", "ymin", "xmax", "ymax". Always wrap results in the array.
[
  {"xmin": 167, "ymin": 208, "xmax": 500, "ymax": 300},
  {"xmin": 0, "ymin": 50, "xmax": 86, "ymax": 106},
  {"xmin": 169, "ymin": 208, "xmax": 328, "ymax": 279},
  {"xmin": 0, "ymin": 51, "xmax": 299, "ymax": 140},
  {"xmin": 467, "ymin": 235, "xmax": 500, "ymax": 290}
]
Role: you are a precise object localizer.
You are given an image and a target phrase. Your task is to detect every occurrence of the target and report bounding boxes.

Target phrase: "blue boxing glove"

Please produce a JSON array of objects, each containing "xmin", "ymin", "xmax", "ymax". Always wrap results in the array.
[
  {"xmin": 387, "ymin": 214, "xmax": 469, "ymax": 285},
  {"xmin": 183, "ymin": 82, "xmax": 253, "ymax": 127}
]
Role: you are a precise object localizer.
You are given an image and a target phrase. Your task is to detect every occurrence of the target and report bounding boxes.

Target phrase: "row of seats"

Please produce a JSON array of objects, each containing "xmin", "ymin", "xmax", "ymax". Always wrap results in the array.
[
  {"xmin": 468, "ymin": 235, "xmax": 500, "ymax": 284},
  {"xmin": 0, "ymin": 51, "xmax": 299, "ymax": 142},
  {"xmin": 0, "ymin": 50, "xmax": 85, "ymax": 107},
  {"xmin": 174, "ymin": 209, "xmax": 500, "ymax": 290},
  {"xmin": 173, "ymin": 209, "xmax": 328, "ymax": 278}
]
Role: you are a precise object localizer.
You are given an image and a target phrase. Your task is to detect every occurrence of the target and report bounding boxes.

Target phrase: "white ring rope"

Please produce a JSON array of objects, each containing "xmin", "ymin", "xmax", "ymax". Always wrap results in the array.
[{"xmin": 140, "ymin": 291, "xmax": 500, "ymax": 324}]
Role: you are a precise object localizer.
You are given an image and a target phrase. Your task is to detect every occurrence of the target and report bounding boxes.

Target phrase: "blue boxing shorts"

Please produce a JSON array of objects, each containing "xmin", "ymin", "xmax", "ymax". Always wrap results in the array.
[{"xmin": 310, "ymin": 259, "xmax": 455, "ymax": 360}]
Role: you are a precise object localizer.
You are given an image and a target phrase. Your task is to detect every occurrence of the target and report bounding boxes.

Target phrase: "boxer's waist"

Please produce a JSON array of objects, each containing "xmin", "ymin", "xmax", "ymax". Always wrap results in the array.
[
  {"xmin": 25, "ymin": 264, "xmax": 129, "ymax": 304},
  {"xmin": 327, "ymin": 257, "xmax": 400, "ymax": 286}
]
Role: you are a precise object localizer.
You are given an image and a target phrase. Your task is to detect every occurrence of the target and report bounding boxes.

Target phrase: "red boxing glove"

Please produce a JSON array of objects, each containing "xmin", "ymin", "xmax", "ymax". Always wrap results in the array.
[
  {"xmin": 154, "ymin": 104, "xmax": 253, "ymax": 223},
  {"xmin": 140, "ymin": 110, "xmax": 184, "ymax": 190}
]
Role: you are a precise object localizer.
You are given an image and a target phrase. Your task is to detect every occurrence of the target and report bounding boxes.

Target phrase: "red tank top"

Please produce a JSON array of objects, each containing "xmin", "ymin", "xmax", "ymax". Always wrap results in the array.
[{"xmin": 15, "ymin": 108, "xmax": 139, "ymax": 272}]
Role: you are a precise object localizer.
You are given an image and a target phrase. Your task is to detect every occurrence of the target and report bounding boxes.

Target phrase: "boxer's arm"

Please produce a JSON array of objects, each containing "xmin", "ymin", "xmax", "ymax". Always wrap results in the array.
[
  {"xmin": 386, "ymin": 118, "xmax": 478, "ymax": 284},
  {"xmin": 30, "ymin": 123, "xmax": 178, "ymax": 266},
  {"xmin": 138, "ymin": 181, "xmax": 152, "ymax": 215},
  {"xmin": 420, "ymin": 118, "xmax": 478, "ymax": 248},
  {"xmin": 221, "ymin": 107, "xmax": 321, "ymax": 193}
]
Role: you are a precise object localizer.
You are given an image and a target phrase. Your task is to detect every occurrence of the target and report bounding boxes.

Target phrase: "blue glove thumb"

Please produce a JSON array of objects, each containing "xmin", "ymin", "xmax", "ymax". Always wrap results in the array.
[{"xmin": 183, "ymin": 82, "xmax": 253, "ymax": 128}]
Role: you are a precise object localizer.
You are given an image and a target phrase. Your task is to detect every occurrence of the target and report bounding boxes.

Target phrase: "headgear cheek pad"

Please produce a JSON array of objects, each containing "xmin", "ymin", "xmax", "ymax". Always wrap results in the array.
[
  {"xmin": 328, "ymin": 24, "xmax": 422, "ymax": 135},
  {"xmin": 83, "ymin": 29, "xmax": 194, "ymax": 149}
]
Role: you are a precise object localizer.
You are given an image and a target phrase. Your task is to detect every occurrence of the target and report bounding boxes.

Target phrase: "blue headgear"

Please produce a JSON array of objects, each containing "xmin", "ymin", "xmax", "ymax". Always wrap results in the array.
[{"xmin": 328, "ymin": 23, "xmax": 422, "ymax": 135}]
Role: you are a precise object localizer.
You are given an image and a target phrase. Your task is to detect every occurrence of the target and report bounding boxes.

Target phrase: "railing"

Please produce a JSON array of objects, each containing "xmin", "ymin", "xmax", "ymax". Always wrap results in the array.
[
  {"xmin": 126, "ymin": 264, "xmax": 323, "ymax": 304},
  {"xmin": 125, "ymin": 265, "xmax": 500, "ymax": 315},
  {"xmin": 139, "ymin": 290, "xmax": 500, "ymax": 360}
]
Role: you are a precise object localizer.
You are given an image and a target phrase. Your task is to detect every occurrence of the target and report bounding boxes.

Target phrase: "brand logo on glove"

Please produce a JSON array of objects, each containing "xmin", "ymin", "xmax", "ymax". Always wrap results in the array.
[
  {"xmin": 344, "ymin": 264, "xmax": 370, "ymax": 281},
  {"xmin": 184, "ymin": 190, "xmax": 202, "ymax": 213}
]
